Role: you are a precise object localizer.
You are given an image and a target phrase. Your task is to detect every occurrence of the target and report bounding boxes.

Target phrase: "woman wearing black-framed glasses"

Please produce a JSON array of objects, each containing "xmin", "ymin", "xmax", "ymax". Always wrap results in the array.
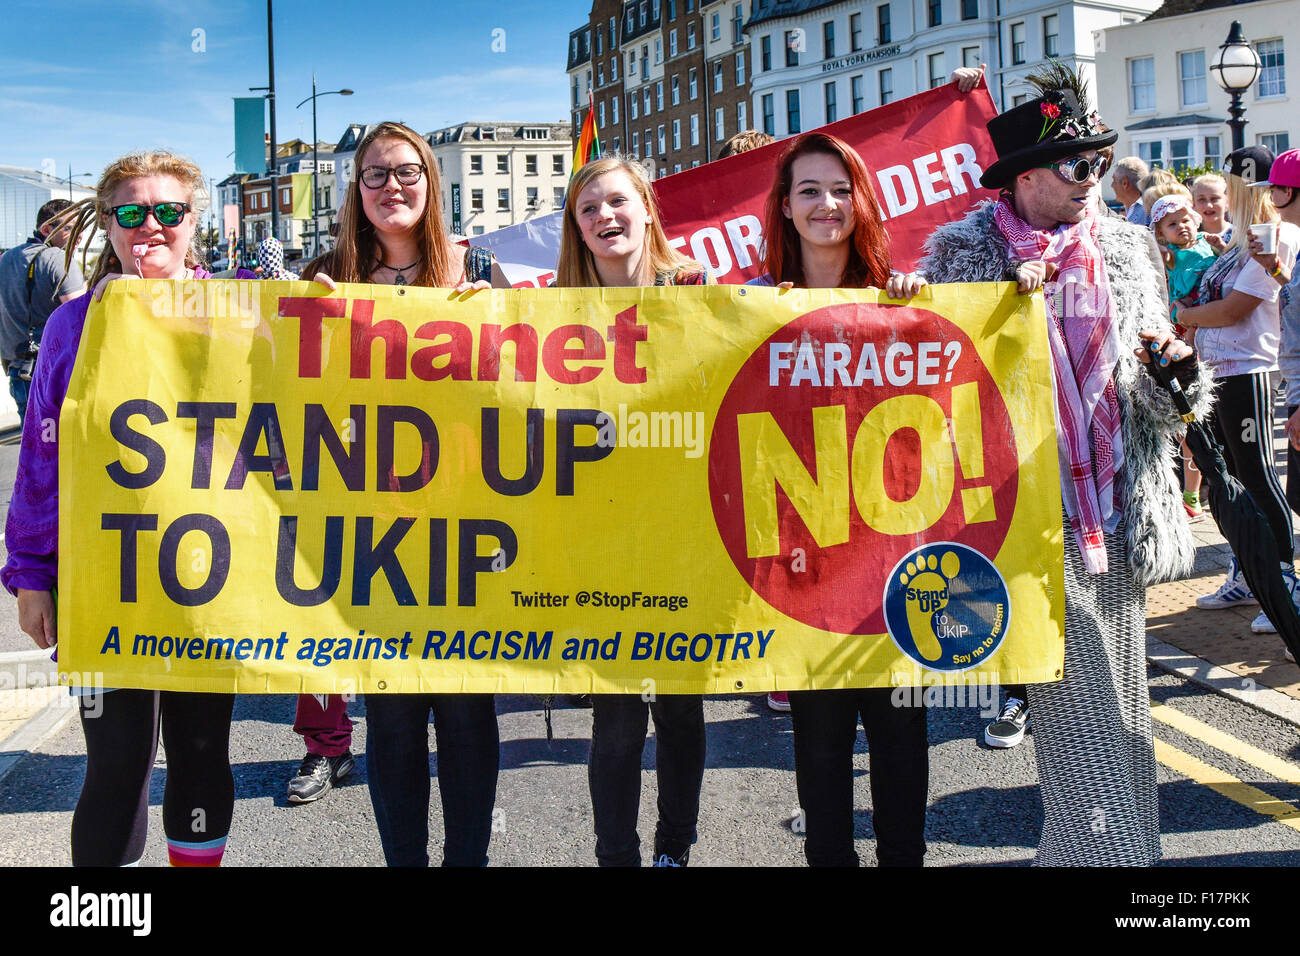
[
  {"xmin": 303, "ymin": 123, "xmax": 492, "ymax": 290},
  {"xmin": 300, "ymin": 122, "xmax": 501, "ymax": 867}
]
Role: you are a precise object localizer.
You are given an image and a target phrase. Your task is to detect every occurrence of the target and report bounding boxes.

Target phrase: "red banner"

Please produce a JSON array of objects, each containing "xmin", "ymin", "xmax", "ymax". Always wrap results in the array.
[
  {"xmin": 479, "ymin": 81, "xmax": 1000, "ymax": 286},
  {"xmin": 656, "ymin": 81, "xmax": 1000, "ymax": 282}
]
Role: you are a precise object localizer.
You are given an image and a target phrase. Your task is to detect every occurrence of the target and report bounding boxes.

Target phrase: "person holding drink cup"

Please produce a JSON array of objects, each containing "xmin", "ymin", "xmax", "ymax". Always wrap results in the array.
[
  {"xmin": 1248, "ymin": 150, "xmax": 1300, "ymax": 540},
  {"xmin": 1179, "ymin": 147, "xmax": 1300, "ymax": 634}
]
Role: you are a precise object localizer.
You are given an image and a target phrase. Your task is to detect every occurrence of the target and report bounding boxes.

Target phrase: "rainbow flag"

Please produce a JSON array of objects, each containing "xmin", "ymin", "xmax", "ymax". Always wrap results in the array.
[{"xmin": 570, "ymin": 89, "xmax": 601, "ymax": 180}]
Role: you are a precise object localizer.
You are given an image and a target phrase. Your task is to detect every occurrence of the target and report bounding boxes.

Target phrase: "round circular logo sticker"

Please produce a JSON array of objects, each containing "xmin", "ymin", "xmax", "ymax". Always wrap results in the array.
[
  {"xmin": 708, "ymin": 302, "xmax": 1019, "ymax": 636},
  {"xmin": 882, "ymin": 542, "xmax": 1010, "ymax": 671}
]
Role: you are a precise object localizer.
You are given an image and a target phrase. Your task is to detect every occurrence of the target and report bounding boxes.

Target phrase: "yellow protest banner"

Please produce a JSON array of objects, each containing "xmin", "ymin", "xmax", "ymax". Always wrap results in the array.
[{"xmin": 58, "ymin": 280, "xmax": 1064, "ymax": 695}]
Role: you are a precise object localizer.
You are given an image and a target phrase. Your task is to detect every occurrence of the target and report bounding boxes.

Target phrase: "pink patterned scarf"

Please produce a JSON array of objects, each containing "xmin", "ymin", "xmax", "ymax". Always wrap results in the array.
[{"xmin": 994, "ymin": 198, "xmax": 1124, "ymax": 574}]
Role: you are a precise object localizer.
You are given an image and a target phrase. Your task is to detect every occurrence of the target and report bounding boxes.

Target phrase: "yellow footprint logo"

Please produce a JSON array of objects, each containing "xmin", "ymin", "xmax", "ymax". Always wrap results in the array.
[{"xmin": 897, "ymin": 551, "xmax": 961, "ymax": 662}]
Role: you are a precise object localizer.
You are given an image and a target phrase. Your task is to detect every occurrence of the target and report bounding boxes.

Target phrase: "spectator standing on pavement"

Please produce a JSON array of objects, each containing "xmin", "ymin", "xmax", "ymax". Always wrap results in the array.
[
  {"xmin": 1193, "ymin": 172, "xmax": 1231, "ymax": 240},
  {"xmin": 302, "ymin": 121, "xmax": 501, "ymax": 865},
  {"xmin": 3, "ymin": 151, "xmax": 255, "ymax": 866},
  {"xmin": 1111, "ymin": 156, "xmax": 1150, "ymax": 225},
  {"xmin": 555, "ymin": 155, "xmax": 710, "ymax": 867},
  {"xmin": 1253, "ymin": 151, "xmax": 1300, "ymax": 522},
  {"xmin": 0, "ymin": 199, "xmax": 85, "ymax": 422},
  {"xmin": 899, "ymin": 63, "xmax": 1211, "ymax": 864},
  {"xmin": 1181, "ymin": 147, "xmax": 1300, "ymax": 636}
]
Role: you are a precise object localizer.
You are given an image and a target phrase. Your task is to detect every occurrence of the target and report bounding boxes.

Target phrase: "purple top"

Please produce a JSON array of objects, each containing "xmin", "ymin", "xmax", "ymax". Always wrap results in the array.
[{"xmin": 2, "ymin": 269, "xmax": 255, "ymax": 595}]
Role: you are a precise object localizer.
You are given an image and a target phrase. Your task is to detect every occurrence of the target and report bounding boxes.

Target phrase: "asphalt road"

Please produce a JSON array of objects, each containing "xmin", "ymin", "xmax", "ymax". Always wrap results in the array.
[{"xmin": 3, "ymin": 665, "xmax": 1299, "ymax": 866}]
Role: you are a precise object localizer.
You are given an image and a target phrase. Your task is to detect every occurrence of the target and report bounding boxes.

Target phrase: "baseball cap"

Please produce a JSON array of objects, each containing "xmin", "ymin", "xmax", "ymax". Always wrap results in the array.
[
  {"xmin": 1252, "ymin": 148, "xmax": 1300, "ymax": 189},
  {"xmin": 1225, "ymin": 145, "xmax": 1274, "ymax": 184}
]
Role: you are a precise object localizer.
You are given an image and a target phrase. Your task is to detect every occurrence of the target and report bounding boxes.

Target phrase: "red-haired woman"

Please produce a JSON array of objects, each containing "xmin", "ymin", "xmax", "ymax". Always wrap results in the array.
[{"xmin": 748, "ymin": 132, "xmax": 929, "ymax": 867}]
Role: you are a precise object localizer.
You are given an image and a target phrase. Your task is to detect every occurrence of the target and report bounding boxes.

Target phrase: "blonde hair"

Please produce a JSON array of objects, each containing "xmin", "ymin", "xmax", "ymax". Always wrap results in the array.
[
  {"xmin": 1142, "ymin": 182, "xmax": 1191, "ymax": 215},
  {"xmin": 556, "ymin": 155, "xmax": 701, "ymax": 288},
  {"xmin": 1137, "ymin": 167, "xmax": 1180, "ymax": 194},
  {"xmin": 1191, "ymin": 172, "xmax": 1226, "ymax": 196},
  {"xmin": 301, "ymin": 122, "xmax": 459, "ymax": 288},
  {"xmin": 1225, "ymin": 172, "xmax": 1278, "ymax": 255},
  {"xmin": 51, "ymin": 151, "xmax": 207, "ymax": 287}
]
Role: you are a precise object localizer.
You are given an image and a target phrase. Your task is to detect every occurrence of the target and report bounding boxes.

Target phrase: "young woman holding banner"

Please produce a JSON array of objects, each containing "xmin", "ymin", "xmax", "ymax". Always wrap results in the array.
[
  {"xmin": 555, "ymin": 155, "xmax": 710, "ymax": 866},
  {"xmin": 748, "ymin": 131, "xmax": 930, "ymax": 867},
  {"xmin": 302, "ymin": 121, "xmax": 500, "ymax": 866},
  {"xmin": 3, "ymin": 151, "xmax": 254, "ymax": 866}
]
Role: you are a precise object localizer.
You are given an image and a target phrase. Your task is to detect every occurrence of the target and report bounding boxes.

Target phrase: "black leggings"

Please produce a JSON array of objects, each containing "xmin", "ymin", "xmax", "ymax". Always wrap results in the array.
[
  {"xmin": 1208, "ymin": 371, "xmax": 1293, "ymax": 563},
  {"xmin": 72, "ymin": 689, "xmax": 235, "ymax": 866}
]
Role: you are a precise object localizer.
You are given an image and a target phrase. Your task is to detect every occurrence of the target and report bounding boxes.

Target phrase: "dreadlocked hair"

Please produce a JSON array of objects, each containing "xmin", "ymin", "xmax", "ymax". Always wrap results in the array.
[{"xmin": 49, "ymin": 151, "xmax": 207, "ymax": 288}]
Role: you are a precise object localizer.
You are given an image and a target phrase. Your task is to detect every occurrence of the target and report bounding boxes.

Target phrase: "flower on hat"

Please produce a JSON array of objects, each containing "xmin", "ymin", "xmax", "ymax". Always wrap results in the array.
[{"xmin": 1037, "ymin": 98, "xmax": 1063, "ymax": 142}]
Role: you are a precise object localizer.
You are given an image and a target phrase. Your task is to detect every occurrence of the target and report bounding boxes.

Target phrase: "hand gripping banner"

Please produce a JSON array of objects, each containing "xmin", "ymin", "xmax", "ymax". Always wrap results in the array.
[{"xmin": 59, "ymin": 280, "xmax": 1064, "ymax": 694}]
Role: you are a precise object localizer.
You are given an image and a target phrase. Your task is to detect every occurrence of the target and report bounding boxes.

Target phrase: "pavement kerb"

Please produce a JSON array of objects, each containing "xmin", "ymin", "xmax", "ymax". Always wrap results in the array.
[
  {"xmin": 1146, "ymin": 638, "xmax": 1300, "ymax": 728},
  {"xmin": 0, "ymin": 648, "xmax": 56, "ymax": 688}
]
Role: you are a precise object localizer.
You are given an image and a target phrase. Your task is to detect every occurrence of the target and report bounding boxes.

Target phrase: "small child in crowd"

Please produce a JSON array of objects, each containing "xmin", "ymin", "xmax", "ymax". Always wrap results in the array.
[
  {"xmin": 1151, "ymin": 193, "xmax": 1218, "ymax": 308},
  {"xmin": 1150, "ymin": 192, "xmax": 1220, "ymax": 520}
]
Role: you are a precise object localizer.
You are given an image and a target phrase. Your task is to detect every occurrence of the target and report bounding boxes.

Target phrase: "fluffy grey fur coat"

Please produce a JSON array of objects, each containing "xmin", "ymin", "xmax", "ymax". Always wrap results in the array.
[{"xmin": 919, "ymin": 201, "xmax": 1216, "ymax": 586}]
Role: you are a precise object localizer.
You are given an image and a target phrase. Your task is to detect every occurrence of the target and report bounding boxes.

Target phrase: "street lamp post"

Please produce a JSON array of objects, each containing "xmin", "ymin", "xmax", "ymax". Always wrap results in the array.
[
  {"xmin": 66, "ymin": 166, "xmax": 92, "ymax": 199},
  {"xmin": 1210, "ymin": 20, "xmax": 1263, "ymax": 153},
  {"xmin": 296, "ymin": 77, "xmax": 352, "ymax": 259}
]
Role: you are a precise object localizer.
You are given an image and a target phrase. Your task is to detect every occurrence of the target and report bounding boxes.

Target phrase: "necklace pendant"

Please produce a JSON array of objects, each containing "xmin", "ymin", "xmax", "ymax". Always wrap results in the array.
[{"xmin": 394, "ymin": 273, "xmax": 406, "ymax": 286}]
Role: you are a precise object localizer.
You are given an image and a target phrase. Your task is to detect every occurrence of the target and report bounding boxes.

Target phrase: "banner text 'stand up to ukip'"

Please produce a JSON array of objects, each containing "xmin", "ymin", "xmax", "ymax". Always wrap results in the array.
[{"xmin": 59, "ymin": 280, "xmax": 1063, "ymax": 694}]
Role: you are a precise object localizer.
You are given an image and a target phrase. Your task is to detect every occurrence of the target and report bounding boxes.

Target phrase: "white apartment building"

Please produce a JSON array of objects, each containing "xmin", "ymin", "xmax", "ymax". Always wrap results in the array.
[
  {"xmin": 744, "ymin": 0, "xmax": 1160, "ymax": 139},
  {"xmin": 427, "ymin": 123, "xmax": 573, "ymax": 236},
  {"xmin": 1094, "ymin": 0, "xmax": 1295, "ymax": 192},
  {"xmin": 0, "ymin": 166, "xmax": 94, "ymax": 251}
]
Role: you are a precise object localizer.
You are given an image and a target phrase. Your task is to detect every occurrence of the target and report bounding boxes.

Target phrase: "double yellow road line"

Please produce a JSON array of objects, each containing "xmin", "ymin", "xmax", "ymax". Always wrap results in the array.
[{"xmin": 1151, "ymin": 702, "xmax": 1300, "ymax": 831}]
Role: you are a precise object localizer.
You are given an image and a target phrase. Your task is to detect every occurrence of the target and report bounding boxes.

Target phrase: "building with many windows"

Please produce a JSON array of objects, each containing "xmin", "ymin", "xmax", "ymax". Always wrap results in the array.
[
  {"xmin": 1094, "ymin": 0, "xmax": 1296, "ymax": 191},
  {"xmin": 565, "ymin": 0, "xmax": 752, "ymax": 177},
  {"xmin": 427, "ymin": 122, "xmax": 573, "ymax": 235},
  {"xmin": 744, "ymin": 0, "xmax": 1160, "ymax": 140}
]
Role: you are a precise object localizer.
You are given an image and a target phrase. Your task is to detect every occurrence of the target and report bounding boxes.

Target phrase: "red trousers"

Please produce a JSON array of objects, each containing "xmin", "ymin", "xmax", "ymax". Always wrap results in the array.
[{"xmin": 294, "ymin": 694, "xmax": 353, "ymax": 756}]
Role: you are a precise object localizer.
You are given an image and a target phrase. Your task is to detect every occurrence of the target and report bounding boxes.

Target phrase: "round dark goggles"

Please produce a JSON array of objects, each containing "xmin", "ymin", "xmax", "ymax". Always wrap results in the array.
[
  {"xmin": 110, "ymin": 202, "xmax": 191, "ymax": 228},
  {"xmin": 1038, "ymin": 155, "xmax": 1110, "ymax": 185},
  {"xmin": 360, "ymin": 163, "xmax": 426, "ymax": 188}
]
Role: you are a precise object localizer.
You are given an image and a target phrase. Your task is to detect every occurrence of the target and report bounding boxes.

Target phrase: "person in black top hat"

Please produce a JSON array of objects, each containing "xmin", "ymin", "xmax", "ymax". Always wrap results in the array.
[{"xmin": 894, "ymin": 63, "xmax": 1212, "ymax": 864}]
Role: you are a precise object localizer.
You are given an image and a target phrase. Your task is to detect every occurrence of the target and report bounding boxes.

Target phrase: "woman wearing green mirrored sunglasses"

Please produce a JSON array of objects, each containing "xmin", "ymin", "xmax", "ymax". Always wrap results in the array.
[{"xmin": 108, "ymin": 200, "xmax": 191, "ymax": 229}]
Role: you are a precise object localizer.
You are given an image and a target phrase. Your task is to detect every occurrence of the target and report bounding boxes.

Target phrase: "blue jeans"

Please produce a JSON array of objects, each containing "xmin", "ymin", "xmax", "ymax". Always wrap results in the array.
[
  {"xmin": 789, "ymin": 688, "xmax": 928, "ymax": 867},
  {"xmin": 7, "ymin": 365, "xmax": 29, "ymax": 423},
  {"xmin": 363, "ymin": 693, "xmax": 499, "ymax": 867},
  {"xmin": 587, "ymin": 694, "xmax": 706, "ymax": 866}
]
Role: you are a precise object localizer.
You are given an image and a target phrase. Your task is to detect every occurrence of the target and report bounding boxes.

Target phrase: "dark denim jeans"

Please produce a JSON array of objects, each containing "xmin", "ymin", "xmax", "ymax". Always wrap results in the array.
[
  {"xmin": 789, "ymin": 687, "xmax": 928, "ymax": 867},
  {"xmin": 587, "ymin": 693, "xmax": 706, "ymax": 866},
  {"xmin": 364, "ymin": 693, "xmax": 499, "ymax": 867},
  {"xmin": 7, "ymin": 365, "xmax": 29, "ymax": 423}
]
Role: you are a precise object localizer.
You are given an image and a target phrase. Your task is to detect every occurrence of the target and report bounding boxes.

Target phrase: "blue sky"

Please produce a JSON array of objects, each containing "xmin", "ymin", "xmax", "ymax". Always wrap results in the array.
[{"xmin": 2, "ymin": 0, "xmax": 586, "ymax": 192}]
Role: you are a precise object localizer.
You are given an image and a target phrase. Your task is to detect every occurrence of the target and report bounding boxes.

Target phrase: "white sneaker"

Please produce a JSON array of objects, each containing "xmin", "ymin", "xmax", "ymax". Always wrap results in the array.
[
  {"xmin": 1197, "ymin": 559, "xmax": 1256, "ymax": 609},
  {"xmin": 1251, "ymin": 609, "xmax": 1278, "ymax": 633}
]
